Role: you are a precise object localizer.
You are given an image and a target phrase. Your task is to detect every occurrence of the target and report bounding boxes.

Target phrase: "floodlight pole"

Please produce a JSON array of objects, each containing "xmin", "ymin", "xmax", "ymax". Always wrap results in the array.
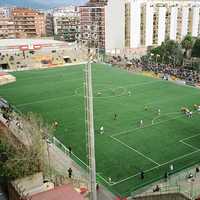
[{"xmin": 85, "ymin": 61, "xmax": 97, "ymax": 200}]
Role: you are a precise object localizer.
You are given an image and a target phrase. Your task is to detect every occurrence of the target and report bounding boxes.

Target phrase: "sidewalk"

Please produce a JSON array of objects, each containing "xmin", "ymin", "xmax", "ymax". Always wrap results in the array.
[{"xmin": 47, "ymin": 142, "xmax": 116, "ymax": 200}]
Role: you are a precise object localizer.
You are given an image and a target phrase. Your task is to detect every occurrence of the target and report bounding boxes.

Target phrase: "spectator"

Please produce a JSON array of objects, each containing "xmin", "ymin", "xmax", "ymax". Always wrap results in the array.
[
  {"xmin": 69, "ymin": 145, "xmax": 72, "ymax": 156},
  {"xmin": 153, "ymin": 185, "xmax": 160, "ymax": 192},
  {"xmin": 141, "ymin": 171, "xmax": 144, "ymax": 180},
  {"xmin": 68, "ymin": 167, "xmax": 72, "ymax": 178}
]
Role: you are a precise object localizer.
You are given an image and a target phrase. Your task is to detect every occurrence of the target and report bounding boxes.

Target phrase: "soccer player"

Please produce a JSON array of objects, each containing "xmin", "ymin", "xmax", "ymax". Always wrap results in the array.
[
  {"xmin": 144, "ymin": 106, "xmax": 148, "ymax": 111},
  {"xmin": 114, "ymin": 113, "xmax": 118, "ymax": 120},
  {"xmin": 128, "ymin": 91, "xmax": 131, "ymax": 96},
  {"xmin": 140, "ymin": 171, "xmax": 144, "ymax": 180},
  {"xmin": 97, "ymin": 92, "xmax": 102, "ymax": 96},
  {"xmin": 140, "ymin": 120, "xmax": 143, "ymax": 128},
  {"xmin": 100, "ymin": 126, "xmax": 104, "ymax": 134},
  {"xmin": 189, "ymin": 111, "xmax": 193, "ymax": 118},
  {"xmin": 170, "ymin": 164, "xmax": 174, "ymax": 171},
  {"xmin": 69, "ymin": 145, "xmax": 72, "ymax": 156},
  {"xmin": 53, "ymin": 121, "xmax": 58, "ymax": 128},
  {"xmin": 158, "ymin": 109, "xmax": 160, "ymax": 115}
]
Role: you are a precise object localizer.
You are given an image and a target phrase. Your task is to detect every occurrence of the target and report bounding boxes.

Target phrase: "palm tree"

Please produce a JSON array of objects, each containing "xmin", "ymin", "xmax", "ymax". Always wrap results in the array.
[{"xmin": 181, "ymin": 33, "xmax": 194, "ymax": 59}]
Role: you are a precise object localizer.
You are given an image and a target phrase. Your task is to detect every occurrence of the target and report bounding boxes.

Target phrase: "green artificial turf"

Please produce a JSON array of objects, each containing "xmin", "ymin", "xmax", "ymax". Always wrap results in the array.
[{"xmin": 1, "ymin": 63, "xmax": 200, "ymax": 197}]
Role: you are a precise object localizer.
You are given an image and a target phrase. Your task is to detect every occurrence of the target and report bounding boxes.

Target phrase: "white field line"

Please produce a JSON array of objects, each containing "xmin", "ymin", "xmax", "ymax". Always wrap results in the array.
[
  {"xmin": 181, "ymin": 133, "xmax": 200, "ymax": 142},
  {"xmin": 76, "ymin": 80, "xmax": 159, "ymax": 99},
  {"xmin": 111, "ymin": 114, "xmax": 184, "ymax": 138},
  {"xmin": 71, "ymin": 155, "xmax": 112, "ymax": 186},
  {"xmin": 180, "ymin": 140, "xmax": 199, "ymax": 151},
  {"xmin": 93, "ymin": 80, "xmax": 161, "ymax": 97},
  {"xmin": 52, "ymin": 137, "xmax": 113, "ymax": 186},
  {"xmin": 179, "ymin": 133, "xmax": 200, "ymax": 151},
  {"xmin": 96, "ymin": 173, "xmax": 113, "ymax": 185},
  {"xmin": 110, "ymin": 148, "xmax": 200, "ymax": 186},
  {"xmin": 111, "ymin": 136, "xmax": 160, "ymax": 166},
  {"xmin": 152, "ymin": 111, "xmax": 181, "ymax": 122},
  {"xmin": 15, "ymin": 70, "xmax": 82, "ymax": 82},
  {"xmin": 16, "ymin": 94, "xmax": 77, "ymax": 107},
  {"xmin": 15, "ymin": 77, "xmax": 85, "ymax": 107}
]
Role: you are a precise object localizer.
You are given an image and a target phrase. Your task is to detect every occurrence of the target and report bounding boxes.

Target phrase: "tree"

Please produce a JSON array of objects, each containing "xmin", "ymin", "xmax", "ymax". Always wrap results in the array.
[
  {"xmin": 192, "ymin": 38, "xmax": 200, "ymax": 58},
  {"xmin": 0, "ymin": 113, "xmax": 54, "ymax": 180},
  {"xmin": 149, "ymin": 39, "xmax": 183, "ymax": 65},
  {"xmin": 181, "ymin": 33, "xmax": 194, "ymax": 58}
]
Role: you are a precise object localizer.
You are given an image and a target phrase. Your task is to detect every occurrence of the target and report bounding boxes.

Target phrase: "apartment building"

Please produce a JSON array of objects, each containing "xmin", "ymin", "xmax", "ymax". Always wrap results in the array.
[
  {"xmin": 79, "ymin": 2, "xmax": 106, "ymax": 51},
  {"xmin": 0, "ymin": 18, "xmax": 15, "ymax": 39},
  {"xmin": 125, "ymin": 0, "xmax": 200, "ymax": 48},
  {"xmin": 0, "ymin": 7, "xmax": 11, "ymax": 17},
  {"xmin": 89, "ymin": 0, "xmax": 107, "ymax": 5},
  {"xmin": 45, "ymin": 13, "xmax": 54, "ymax": 37},
  {"xmin": 105, "ymin": 0, "xmax": 200, "ymax": 51},
  {"xmin": 0, "ymin": 7, "xmax": 15, "ymax": 38},
  {"xmin": 53, "ymin": 6, "xmax": 80, "ymax": 42},
  {"xmin": 0, "ymin": 7, "xmax": 47, "ymax": 39},
  {"xmin": 12, "ymin": 8, "xmax": 46, "ymax": 38}
]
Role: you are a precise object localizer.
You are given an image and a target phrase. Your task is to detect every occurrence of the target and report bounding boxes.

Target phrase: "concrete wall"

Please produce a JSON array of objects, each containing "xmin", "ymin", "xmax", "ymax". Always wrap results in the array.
[
  {"xmin": 157, "ymin": 6, "xmax": 166, "ymax": 45},
  {"xmin": 12, "ymin": 173, "xmax": 43, "ymax": 193},
  {"xmin": 105, "ymin": 0, "xmax": 125, "ymax": 51},
  {"xmin": 170, "ymin": 6, "xmax": 178, "ymax": 40},
  {"xmin": 145, "ymin": 3, "xmax": 154, "ymax": 46},
  {"xmin": 130, "ymin": 0, "xmax": 141, "ymax": 48}
]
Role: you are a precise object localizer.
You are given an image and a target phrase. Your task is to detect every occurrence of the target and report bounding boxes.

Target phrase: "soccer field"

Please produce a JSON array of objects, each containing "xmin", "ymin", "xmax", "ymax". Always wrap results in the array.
[{"xmin": 1, "ymin": 63, "xmax": 200, "ymax": 197}]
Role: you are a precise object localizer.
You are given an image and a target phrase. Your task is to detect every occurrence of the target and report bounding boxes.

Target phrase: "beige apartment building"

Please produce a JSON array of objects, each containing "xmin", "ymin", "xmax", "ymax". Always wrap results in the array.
[
  {"xmin": 12, "ymin": 8, "xmax": 46, "ymax": 38},
  {"xmin": 0, "ymin": 7, "xmax": 15, "ymax": 38},
  {"xmin": 0, "ymin": 7, "xmax": 49, "ymax": 39}
]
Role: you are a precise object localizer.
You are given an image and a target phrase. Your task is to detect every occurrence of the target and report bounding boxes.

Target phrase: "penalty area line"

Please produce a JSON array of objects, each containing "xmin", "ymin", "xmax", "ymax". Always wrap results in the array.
[
  {"xmin": 181, "ymin": 133, "xmax": 200, "ymax": 142},
  {"xmin": 110, "ymin": 148, "xmax": 200, "ymax": 186},
  {"xmin": 110, "ymin": 136, "xmax": 160, "ymax": 166},
  {"xmin": 16, "ymin": 94, "xmax": 77, "ymax": 107},
  {"xmin": 179, "ymin": 140, "xmax": 199, "ymax": 151},
  {"xmin": 111, "ymin": 114, "xmax": 184, "ymax": 138}
]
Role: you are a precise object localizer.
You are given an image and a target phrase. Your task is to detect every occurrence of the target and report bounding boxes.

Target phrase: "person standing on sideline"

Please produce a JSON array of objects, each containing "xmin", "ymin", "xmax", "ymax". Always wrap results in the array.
[
  {"xmin": 164, "ymin": 171, "xmax": 168, "ymax": 181},
  {"xmin": 170, "ymin": 164, "xmax": 174, "ymax": 171},
  {"xmin": 68, "ymin": 167, "xmax": 72, "ymax": 178},
  {"xmin": 96, "ymin": 183, "xmax": 99, "ymax": 192},
  {"xmin": 69, "ymin": 145, "xmax": 72, "ymax": 156},
  {"xmin": 141, "ymin": 171, "xmax": 144, "ymax": 180},
  {"xmin": 140, "ymin": 120, "xmax": 143, "ymax": 128}
]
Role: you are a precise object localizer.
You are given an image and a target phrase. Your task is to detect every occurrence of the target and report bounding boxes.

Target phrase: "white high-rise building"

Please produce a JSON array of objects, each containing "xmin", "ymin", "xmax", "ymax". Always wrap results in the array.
[
  {"xmin": 105, "ymin": 0, "xmax": 200, "ymax": 51},
  {"xmin": 105, "ymin": 0, "xmax": 125, "ymax": 52}
]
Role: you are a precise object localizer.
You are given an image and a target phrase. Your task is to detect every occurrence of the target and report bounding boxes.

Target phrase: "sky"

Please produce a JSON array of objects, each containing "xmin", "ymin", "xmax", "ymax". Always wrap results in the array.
[
  {"xmin": 33, "ymin": 0, "xmax": 87, "ymax": 5},
  {"xmin": 0, "ymin": 0, "xmax": 88, "ymax": 8}
]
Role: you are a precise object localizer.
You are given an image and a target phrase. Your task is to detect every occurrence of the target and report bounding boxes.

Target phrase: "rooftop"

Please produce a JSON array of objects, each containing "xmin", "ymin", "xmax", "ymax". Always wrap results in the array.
[
  {"xmin": 0, "ymin": 38, "xmax": 65, "ymax": 48},
  {"xmin": 30, "ymin": 184, "xmax": 85, "ymax": 200}
]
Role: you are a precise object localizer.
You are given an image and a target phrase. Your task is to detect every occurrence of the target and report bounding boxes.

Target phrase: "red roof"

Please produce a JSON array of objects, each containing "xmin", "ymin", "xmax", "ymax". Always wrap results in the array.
[
  {"xmin": 30, "ymin": 184, "xmax": 85, "ymax": 200},
  {"xmin": 0, "ymin": 72, "xmax": 8, "ymax": 76}
]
